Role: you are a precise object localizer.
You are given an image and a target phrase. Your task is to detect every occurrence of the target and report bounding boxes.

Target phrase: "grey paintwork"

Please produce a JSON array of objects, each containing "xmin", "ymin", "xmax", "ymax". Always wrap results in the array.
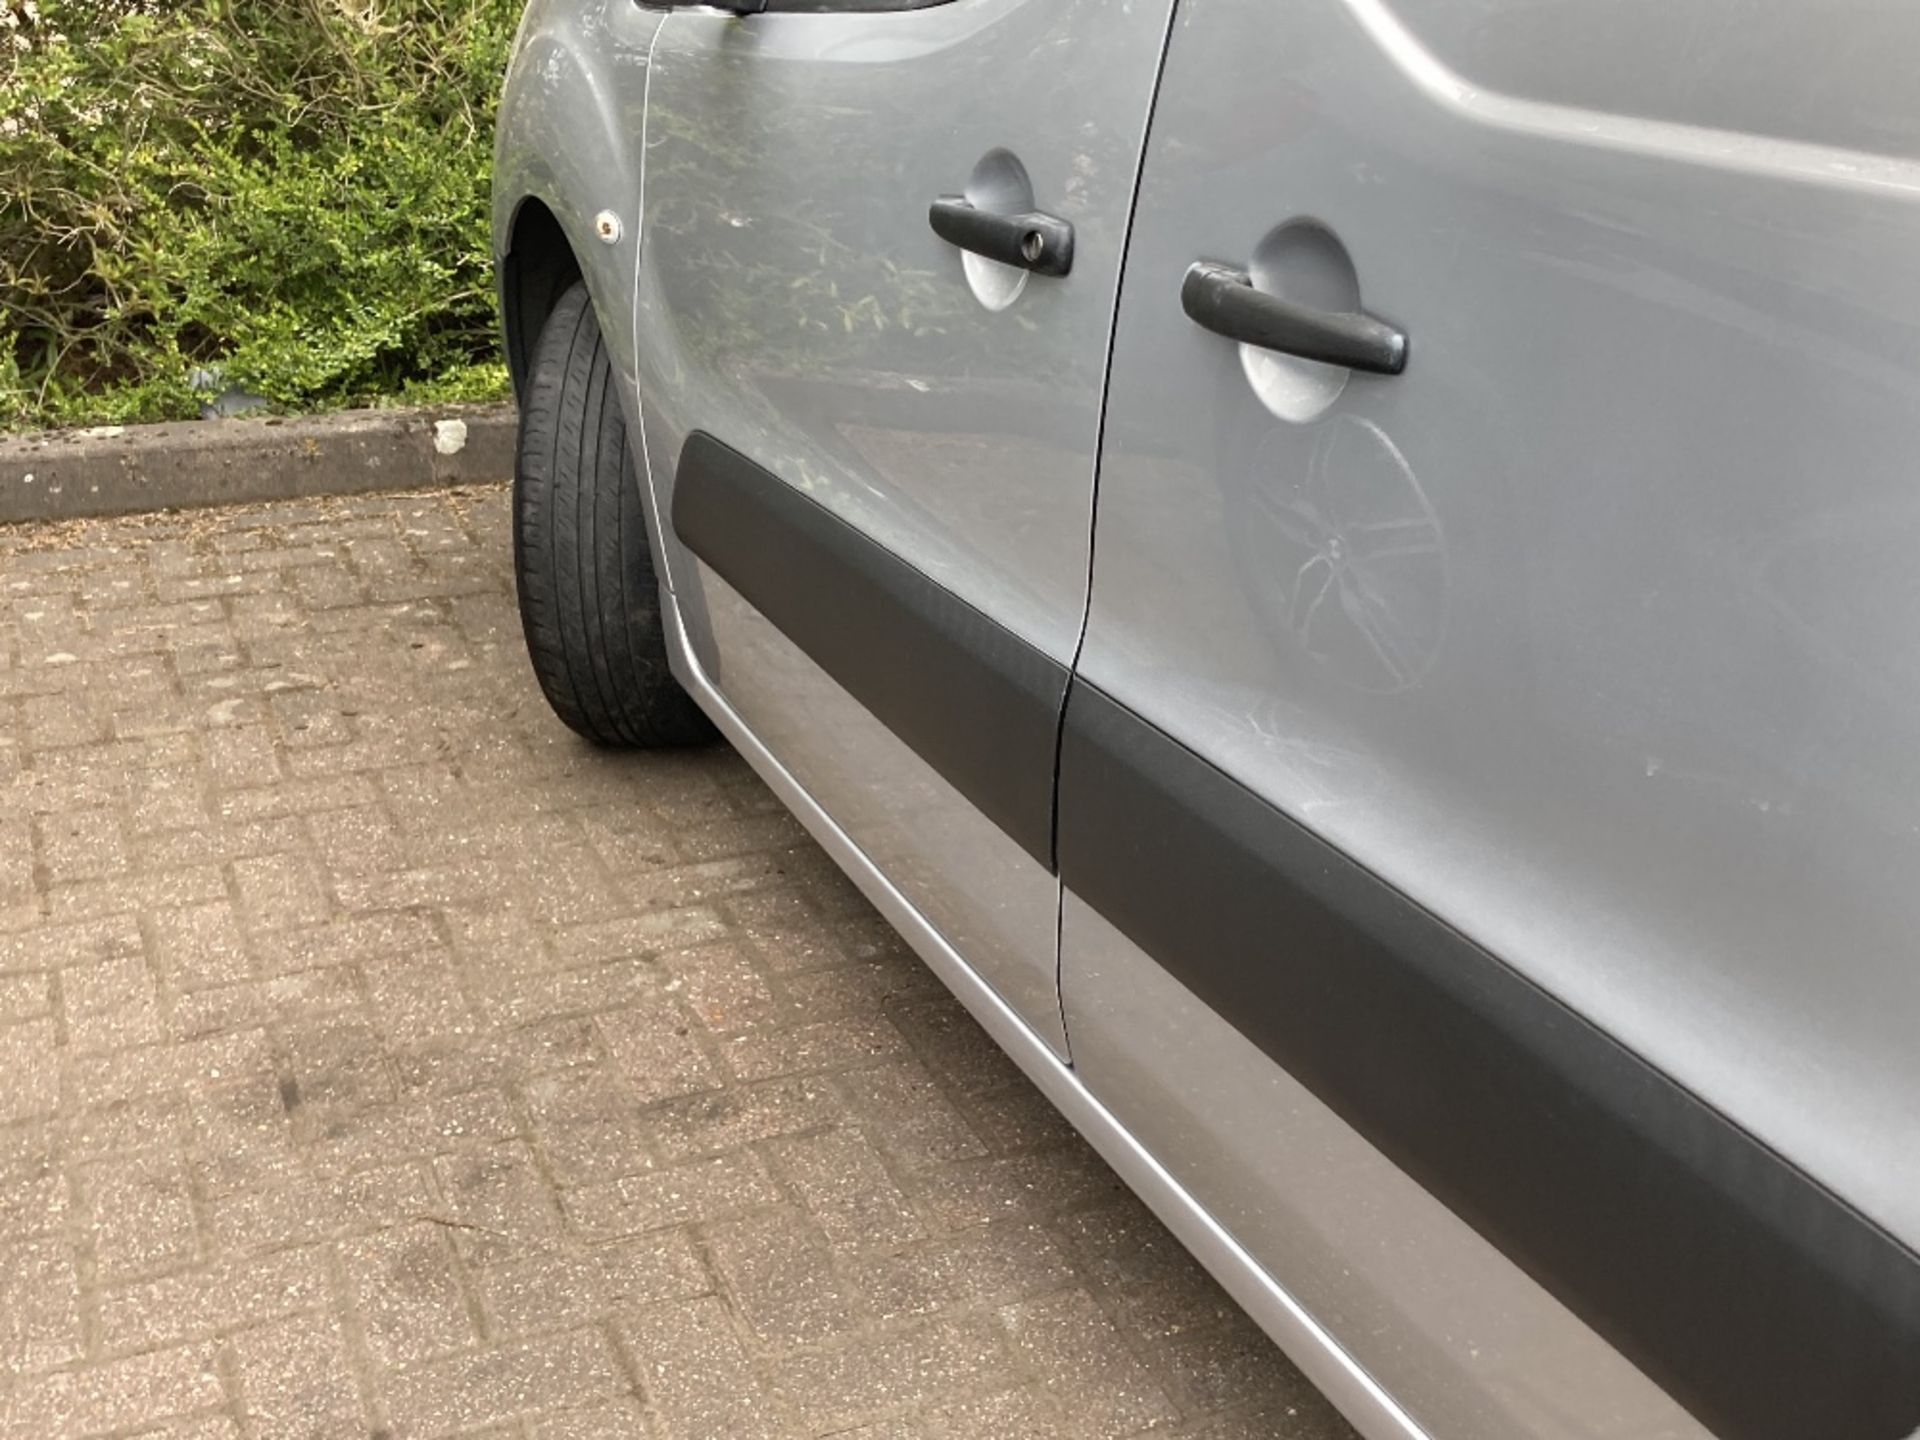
[
  {"xmin": 492, "ymin": 2, "xmax": 1919, "ymax": 1436},
  {"xmin": 656, "ymin": 595, "xmax": 1435, "ymax": 1440},
  {"xmin": 1074, "ymin": 0, "xmax": 1920, "ymax": 1260},
  {"xmin": 1061, "ymin": 895, "xmax": 1707, "ymax": 1440},
  {"xmin": 626, "ymin": 0, "xmax": 1178, "ymax": 1058},
  {"xmin": 493, "ymin": 0, "xmax": 660, "ymax": 427}
]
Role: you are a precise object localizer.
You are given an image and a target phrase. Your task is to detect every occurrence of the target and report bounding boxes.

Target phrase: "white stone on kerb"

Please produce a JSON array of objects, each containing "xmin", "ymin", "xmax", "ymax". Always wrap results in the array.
[{"xmin": 432, "ymin": 419, "xmax": 468, "ymax": 456}]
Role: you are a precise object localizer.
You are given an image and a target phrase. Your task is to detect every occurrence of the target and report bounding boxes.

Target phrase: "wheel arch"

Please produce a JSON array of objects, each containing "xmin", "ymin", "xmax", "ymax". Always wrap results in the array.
[
  {"xmin": 499, "ymin": 196, "xmax": 584, "ymax": 402},
  {"xmin": 492, "ymin": 0, "xmax": 662, "ymax": 402}
]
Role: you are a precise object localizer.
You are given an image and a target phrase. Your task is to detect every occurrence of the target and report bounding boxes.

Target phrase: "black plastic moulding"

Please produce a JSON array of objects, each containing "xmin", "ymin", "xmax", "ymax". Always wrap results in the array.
[{"xmin": 671, "ymin": 425, "xmax": 1920, "ymax": 1440}]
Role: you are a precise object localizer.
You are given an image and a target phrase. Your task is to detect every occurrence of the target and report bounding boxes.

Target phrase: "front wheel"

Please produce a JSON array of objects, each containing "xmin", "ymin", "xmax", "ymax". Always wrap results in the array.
[{"xmin": 512, "ymin": 281, "xmax": 713, "ymax": 747}]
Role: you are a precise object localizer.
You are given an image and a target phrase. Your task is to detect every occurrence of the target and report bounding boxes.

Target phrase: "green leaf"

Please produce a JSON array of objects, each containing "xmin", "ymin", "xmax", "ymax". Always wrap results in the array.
[{"xmin": 1, "ymin": 0, "xmax": 518, "ymax": 431}]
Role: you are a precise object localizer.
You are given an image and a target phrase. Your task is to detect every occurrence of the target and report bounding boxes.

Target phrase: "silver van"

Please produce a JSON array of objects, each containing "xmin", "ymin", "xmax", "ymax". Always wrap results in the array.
[{"xmin": 491, "ymin": 4, "xmax": 1920, "ymax": 1436}]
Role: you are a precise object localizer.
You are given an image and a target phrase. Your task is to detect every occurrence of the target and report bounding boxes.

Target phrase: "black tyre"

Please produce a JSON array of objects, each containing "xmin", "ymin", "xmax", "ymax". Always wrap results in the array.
[{"xmin": 513, "ymin": 281, "xmax": 713, "ymax": 746}]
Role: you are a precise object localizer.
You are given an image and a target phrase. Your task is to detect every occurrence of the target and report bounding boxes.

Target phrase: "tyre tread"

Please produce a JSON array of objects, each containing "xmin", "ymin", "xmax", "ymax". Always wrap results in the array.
[{"xmin": 512, "ymin": 282, "xmax": 712, "ymax": 748}]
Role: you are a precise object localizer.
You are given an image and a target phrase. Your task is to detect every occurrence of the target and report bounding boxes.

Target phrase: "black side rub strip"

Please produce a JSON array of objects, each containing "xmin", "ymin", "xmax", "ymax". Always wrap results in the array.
[
  {"xmin": 670, "ymin": 431, "xmax": 1065, "ymax": 866},
  {"xmin": 668, "ymin": 427, "xmax": 1920, "ymax": 1437},
  {"xmin": 1057, "ymin": 680, "xmax": 1920, "ymax": 1440}
]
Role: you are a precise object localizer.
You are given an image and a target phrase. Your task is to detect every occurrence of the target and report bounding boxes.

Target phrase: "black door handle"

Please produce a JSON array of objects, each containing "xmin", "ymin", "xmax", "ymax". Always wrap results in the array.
[
  {"xmin": 929, "ymin": 197, "xmax": 1073, "ymax": 278},
  {"xmin": 1181, "ymin": 261, "xmax": 1406, "ymax": 375}
]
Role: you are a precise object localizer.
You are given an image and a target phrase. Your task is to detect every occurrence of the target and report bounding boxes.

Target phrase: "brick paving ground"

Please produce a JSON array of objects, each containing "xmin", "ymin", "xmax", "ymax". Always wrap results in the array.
[{"xmin": 0, "ymin": 484, "xmax": 1358, "ymax": 1440}]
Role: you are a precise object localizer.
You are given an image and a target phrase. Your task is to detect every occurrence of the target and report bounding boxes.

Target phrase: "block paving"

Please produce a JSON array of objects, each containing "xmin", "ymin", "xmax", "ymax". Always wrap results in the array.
[{"xmin": 0, "ymin": 484, "xmax": 1357, "ymax": 1439}]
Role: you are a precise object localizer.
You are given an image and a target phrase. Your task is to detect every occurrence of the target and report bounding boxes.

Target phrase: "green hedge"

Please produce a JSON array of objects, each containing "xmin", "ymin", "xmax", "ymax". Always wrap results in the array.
[{"xmin": 0, "ymin": 0, "xmax": 517, "ymax": 431}]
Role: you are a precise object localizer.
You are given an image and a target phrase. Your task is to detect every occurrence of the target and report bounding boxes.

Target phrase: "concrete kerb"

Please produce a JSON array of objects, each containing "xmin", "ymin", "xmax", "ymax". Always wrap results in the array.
[{"xmin": 0, "ymin": 404, "xmax": 517, "ymax": 524}]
